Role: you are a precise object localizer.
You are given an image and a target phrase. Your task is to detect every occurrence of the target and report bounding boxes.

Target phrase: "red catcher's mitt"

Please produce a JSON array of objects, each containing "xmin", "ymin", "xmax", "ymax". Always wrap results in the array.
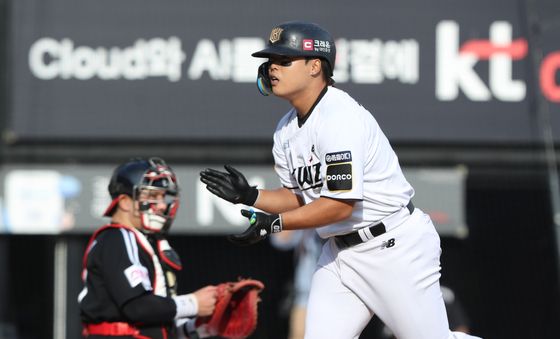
[{"xmin": 197, "ymin": 279, "xmax": 264, "ymax": 339}]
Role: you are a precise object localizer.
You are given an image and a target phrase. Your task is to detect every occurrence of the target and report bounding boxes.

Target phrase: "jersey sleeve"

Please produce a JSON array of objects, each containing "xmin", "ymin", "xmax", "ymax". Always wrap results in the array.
[
  {"xmin": 317, "ymin": 110, "xmax": 367, "ymax": 200},
  {"xmin": 93, "ymin": 229, "xmax": 154, "ymax": 308}
]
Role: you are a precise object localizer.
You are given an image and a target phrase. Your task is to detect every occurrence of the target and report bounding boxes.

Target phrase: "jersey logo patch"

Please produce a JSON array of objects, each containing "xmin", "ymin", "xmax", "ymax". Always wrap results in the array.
[
  {"xmin": 124, "ymin": 264, "xmax": 152, "ymax": 290},
  {"xmin": 326, "ymin": 163, "xmax": 352, "ymax": 191},
  {"xmin": 325, "ymin": 151, "xmax": 352, "ymax": 165}
]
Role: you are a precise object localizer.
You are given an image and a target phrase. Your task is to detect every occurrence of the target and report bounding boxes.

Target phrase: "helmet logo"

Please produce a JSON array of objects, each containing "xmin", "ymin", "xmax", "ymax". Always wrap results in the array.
[
  {"xmin": 269, "ymin": 27, "xmax": 283, "ymax": 43},
  {"xmin": 303, "ymin": 39, "xmax": 314, "ymax": 51}
]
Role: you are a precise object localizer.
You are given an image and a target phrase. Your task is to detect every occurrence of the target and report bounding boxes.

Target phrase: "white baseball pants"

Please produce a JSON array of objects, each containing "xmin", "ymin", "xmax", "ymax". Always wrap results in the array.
[{"xmin": 304, "ymin": 209, "xmax": 482, "ymax": 339}]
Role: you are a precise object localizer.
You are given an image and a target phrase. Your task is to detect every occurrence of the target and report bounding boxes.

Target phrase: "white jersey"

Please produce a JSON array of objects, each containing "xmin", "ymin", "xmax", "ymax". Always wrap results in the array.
[{"xmin": 272, "ymin": 86, "xmax": 414, "ymax": 238}]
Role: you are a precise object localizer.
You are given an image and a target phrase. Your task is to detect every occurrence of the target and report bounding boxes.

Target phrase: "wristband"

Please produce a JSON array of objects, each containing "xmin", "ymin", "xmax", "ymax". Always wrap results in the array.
[
  {"xmin": 173, "ymin": 294, "xmax": 198, "ymax": 319},
  {"xmin": 271, "ymin": 214, "xmax": 282, "ymax": 233}
]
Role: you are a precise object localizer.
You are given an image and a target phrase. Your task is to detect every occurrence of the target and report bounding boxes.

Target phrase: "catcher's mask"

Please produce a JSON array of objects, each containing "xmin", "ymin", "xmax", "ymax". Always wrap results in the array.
[
  {"xmin": 104, "ymin": 157, "xmax": 179, "ymax": 234},
  {"xmin": 252, "ymin": 21, "xmax": 336, "ymax": 96}
]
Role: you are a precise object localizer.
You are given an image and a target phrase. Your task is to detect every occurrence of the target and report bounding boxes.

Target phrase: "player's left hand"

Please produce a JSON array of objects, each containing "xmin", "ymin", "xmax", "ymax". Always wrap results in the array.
[
  {"xmin": 228, "ymin": 209, "xmax": 282, "ymax": 246},
  {"xmin": 200, "ymin": 165, "xmax": 259, "ymax": 206}
]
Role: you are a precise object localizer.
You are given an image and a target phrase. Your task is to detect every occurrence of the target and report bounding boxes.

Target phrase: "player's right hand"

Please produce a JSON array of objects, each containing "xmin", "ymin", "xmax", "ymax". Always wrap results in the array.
[
  {"xmin": 193, "ymin": 285, "xmax": 218, "ymax": 317},
  {"xmin": 228, "ymin": 209, "xmax": 282, "ymax": 246},
  {"xmin": 200, "ymin": 165, "xmax": 259, "ymax": 206}
]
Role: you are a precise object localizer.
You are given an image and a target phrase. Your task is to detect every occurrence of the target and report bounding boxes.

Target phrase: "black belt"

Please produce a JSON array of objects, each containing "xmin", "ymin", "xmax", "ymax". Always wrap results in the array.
[{"xmin": 334, "ymin": 202, "xmax": 414, "ymax": 249}]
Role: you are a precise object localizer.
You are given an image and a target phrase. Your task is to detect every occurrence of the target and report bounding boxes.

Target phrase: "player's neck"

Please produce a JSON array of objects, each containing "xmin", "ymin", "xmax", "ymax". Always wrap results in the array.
[
  {"xmin": 111, "ymin": 210, "xmax": 141, "ymax": 230},
  {"xmin": 291, "ymin": 81, "xmax": 327, "ymax": 118}
]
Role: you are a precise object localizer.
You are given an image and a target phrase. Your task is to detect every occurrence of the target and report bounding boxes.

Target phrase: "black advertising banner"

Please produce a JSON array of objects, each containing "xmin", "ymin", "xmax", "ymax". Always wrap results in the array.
[
  {"xmin": 6, "ymin": 0, "xmax": 560, "ymax": 143},
  {"xmin": 0, "ymin": 164, "xmax": 467, "ymax": 237}
]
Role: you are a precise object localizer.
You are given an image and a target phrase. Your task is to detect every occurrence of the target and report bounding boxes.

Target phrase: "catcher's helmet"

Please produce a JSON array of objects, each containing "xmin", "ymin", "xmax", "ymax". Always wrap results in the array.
[
  {"xmin": 104, "ymin": 157, "xmax": 179, "ymax": 233},
  {"xmin": 252, "ymin": 21, "xmax": 336, "ymax": 75}
]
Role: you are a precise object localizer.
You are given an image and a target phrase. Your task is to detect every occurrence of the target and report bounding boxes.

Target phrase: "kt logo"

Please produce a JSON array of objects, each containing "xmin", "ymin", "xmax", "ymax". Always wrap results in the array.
[{"xmin": 436, "ymin": 20, "xmax": 527, "ymax": 102}]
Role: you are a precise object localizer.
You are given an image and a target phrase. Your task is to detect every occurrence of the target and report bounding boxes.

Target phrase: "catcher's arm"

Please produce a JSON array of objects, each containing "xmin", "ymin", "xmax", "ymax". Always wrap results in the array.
[
  {"xmin": 173, "ymin": 285, "xmax": 217, "ymax": 319},
  {"xmin": 175, "ymin": 285, "xmax": 218, "ymax": 339}
]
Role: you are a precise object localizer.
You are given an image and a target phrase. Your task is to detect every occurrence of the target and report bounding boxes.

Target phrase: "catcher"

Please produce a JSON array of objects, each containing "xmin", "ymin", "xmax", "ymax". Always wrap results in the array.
[{"xmin": 78, "ymin": 157, "xmax": 263, "ymax": 339}]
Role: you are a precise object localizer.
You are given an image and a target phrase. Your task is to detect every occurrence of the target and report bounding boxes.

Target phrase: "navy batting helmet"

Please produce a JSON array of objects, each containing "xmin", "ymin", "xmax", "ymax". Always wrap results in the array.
[{"xmin": 252, "ymin": 21, "xmax": 336, "ymax": 75}]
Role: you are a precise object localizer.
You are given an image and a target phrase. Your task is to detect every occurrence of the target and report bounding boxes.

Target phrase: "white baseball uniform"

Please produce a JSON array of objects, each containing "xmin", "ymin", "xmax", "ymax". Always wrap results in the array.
[{"xmin": 272, "ymin": 86, "xmax": 481, "ymax": 339}]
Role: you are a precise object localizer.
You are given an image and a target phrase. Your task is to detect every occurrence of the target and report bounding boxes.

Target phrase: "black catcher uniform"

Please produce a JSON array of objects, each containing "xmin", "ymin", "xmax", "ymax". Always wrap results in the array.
[{"xmin": 79, "ymin": 158, "xmax": 189, "ymax": 339}]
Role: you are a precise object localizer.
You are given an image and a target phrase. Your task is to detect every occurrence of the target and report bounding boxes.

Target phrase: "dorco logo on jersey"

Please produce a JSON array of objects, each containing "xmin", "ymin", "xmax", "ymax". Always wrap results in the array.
[
  {"xmin": 326, "ymin": 162, "xmax": 353, "ymax": 191},
  {"xmin": 326, "ymin": 173, "xmax": 352, "ymax": 181}
]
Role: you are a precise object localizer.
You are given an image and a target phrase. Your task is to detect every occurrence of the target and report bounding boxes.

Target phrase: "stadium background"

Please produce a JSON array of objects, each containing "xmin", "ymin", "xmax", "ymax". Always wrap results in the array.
[{"xmin": 0, "ymin": 0, "xmax": 559, "ymax": 338}]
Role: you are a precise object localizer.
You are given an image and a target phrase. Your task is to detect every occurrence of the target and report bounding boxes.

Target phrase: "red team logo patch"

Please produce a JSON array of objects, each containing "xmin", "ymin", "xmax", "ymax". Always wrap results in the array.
[{"xmin": 303, "ymin": 39, "xmax": 314, "ymax": 51}]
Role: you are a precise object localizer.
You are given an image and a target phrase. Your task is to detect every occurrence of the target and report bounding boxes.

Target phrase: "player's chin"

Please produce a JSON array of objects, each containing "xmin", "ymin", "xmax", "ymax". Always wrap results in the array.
[{"xmin": 270, "ymin": 85, "xmax": 287, "ymax": 97}]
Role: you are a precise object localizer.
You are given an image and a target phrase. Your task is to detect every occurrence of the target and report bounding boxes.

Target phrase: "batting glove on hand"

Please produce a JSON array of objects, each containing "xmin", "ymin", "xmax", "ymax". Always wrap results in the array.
[
  {"xmin": 199, "ymin": 165, "xmax": 259, "ymax": 206},
  {"xmin": 228, "ymin": 209, "xmax": 283, "ymax": 246}
]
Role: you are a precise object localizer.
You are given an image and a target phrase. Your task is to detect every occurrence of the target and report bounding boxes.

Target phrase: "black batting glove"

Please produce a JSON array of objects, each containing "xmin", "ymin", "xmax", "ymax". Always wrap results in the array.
[
  {"xmin": 228, "ymin": 209, "xmax": 283, "ymax": 246},
  {"xmin": 199, "ymin": 165, "xmax": 259, "ymax": 206}
]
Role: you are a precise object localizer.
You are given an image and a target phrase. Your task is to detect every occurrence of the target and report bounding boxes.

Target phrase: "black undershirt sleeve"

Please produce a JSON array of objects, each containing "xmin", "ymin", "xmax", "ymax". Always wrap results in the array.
[{"xmin": 121, "ymin": 293, "xmax": 177, "ymax": 324}]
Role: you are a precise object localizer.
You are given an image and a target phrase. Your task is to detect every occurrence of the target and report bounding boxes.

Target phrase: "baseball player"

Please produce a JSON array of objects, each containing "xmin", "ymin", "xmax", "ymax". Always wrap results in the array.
[
  {"xmin": 79, "ymin": 157, "xmax": 217, "ymax": 339},
  {"xmin": 200, "ymin": 22, "xmax": 482, "ymax": 339}
]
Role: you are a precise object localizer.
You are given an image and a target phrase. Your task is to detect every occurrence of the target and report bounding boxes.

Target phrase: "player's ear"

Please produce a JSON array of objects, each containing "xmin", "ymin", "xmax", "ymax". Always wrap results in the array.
[
  {"xmin": 117, "ymin": 195, "xmax": 133, "ymax": 212},
  {"xmin": 310, "ymin": 58, "xmax": 322, "ymax": 77}
]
